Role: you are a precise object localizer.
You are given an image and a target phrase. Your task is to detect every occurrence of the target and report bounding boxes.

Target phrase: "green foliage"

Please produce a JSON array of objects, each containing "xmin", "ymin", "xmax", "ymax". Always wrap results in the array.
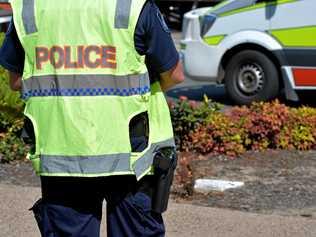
[
  {"xmin": 277, "ymin": 106, "xmax": 316, "ymax": 150},
  {"xmin": 169, "ymin": 95, "xmax": 222, "ymax": 150},
  {"xmin": 0, "ymin": 32, "xmax": 3, "ymax": 43},
  {"xmin": 0, "ymin": 67, "xmax": 24, "ymax": 120},
  {"xmin": 0, "ymin": 32, "xmax": 24, "ymax": 120},
  {"xmin": 190, "ymin": 111, "xmax": 247, "ymax": 156},
  {"xmin": 0, "ymin": 117, "xmax": 27, "ymax": 163},
  {"xmin": 171, "ymin": 99, "xmax": 316, "ymax": 157},
  {"xmin": 0, "ymin": 32, "xmax": 28, "ymax": 163}
]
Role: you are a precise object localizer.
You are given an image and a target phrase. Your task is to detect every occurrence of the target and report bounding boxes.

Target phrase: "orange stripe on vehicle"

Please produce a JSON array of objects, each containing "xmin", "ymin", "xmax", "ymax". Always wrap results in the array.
[
  {"xmin": 0, "ymin": 3, "xmax": 11, "ymax": 10},
  {"xmin": 293, "ymin": 68, "xmax": 316, "ymax": 87}
]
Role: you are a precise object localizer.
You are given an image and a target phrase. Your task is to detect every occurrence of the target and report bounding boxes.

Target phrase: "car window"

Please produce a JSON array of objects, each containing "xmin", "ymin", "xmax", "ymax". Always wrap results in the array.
[{"xmin": 213, "ymin": 0, "xmax": 257, "ymax": 15}]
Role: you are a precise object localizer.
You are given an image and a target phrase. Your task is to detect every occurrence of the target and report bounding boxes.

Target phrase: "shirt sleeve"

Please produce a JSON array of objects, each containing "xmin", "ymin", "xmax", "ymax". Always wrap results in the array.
[
  {"xmin": 0, "ymin": 20, "xmax": 25, "ymax": 74},
  {"xmin": 134, "ymin": 0, "xmax": 179, "ymax": 75}
]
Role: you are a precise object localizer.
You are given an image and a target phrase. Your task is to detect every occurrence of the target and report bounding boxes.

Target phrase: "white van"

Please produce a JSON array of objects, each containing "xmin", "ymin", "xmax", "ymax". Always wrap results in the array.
[{"xmin": 181, "ymin": 0, "xmax": 316, "ymax": 104}]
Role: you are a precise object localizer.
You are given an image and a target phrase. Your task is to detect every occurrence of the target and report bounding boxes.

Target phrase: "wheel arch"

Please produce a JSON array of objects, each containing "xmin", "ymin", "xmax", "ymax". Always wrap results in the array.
[
  {"xmin": 220, "ymin": 43, "xmax": 284, "ymax": 89},
  {"xmin": 217, "ymin": 30, "xmax": 285, "ymax": 87}
]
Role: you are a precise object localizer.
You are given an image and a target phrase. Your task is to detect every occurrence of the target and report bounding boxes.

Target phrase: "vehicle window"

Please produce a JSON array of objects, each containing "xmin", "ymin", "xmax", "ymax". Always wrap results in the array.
[{"xmin": 213, "ymin": 0, "xmax": 257, "ymax": 15}]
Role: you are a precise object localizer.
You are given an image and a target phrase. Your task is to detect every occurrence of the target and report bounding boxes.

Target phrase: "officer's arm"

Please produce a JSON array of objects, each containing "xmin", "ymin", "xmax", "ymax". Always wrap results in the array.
[
  {"xmin": 159, "ymin": 60, "xmax": 184, "ymax": 92},
  {"xmin": 0, "ymin": 20, "xmax": 25, "ymax": 91},
  {"xmin": 9, "ymin": 72, "xmax": 22, "ymax": 91}
]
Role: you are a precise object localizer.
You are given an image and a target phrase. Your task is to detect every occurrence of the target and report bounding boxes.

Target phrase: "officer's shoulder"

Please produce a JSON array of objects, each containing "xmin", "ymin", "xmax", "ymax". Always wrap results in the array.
[{"xmin": 141, "ymin": 0, "xmax": 171, "ymax": 34}]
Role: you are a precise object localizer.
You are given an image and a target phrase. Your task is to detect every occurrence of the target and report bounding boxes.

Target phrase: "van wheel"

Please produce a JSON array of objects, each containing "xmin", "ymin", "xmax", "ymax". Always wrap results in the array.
[{"xmin": 225, "ymin": 50, "xmax": 280, "ymax": 105}]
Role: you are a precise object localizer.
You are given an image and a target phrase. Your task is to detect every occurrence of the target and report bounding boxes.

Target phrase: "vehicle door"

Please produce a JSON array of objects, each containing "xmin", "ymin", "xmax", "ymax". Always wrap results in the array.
[
  {"xmin": 269, "ymin": 0, "xmax": 315, "ymax": 47},
  {"xmin": 208, "ymin": 0, "xmax": 270, "ymax": 37},
  {"xmin": 268, "ymin": 0, "xmax": 316, "ymax": 88}
]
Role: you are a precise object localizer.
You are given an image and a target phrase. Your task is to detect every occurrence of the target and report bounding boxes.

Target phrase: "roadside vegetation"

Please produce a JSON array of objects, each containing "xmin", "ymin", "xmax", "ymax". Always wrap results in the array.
[
  {"xmin": 0, "ymin": 33, "xmax": 27, "ymax": 163},
  {"xmin": 170, "ymin": 96, "xmax": 316, "ymax": 157}
]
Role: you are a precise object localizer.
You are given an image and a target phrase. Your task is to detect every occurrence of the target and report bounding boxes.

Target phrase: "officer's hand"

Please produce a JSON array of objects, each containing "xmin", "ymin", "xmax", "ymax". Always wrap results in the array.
[{"xmin": 159, "ymin": 60, "xmax": 184, "ymax": 92}]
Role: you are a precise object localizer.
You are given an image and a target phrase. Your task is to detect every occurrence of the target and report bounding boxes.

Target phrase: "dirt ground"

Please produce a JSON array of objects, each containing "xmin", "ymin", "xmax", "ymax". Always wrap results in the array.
[
  {"xmin": 174, "ymin": 150, "xmax": 316, "ymax": 219},
  {"xmin": 0, "ymin": 161, "xmax": 39, "ymax": 187},
  {"xmin": 1, "ymin": 150, "xmax": 316, "ymax": 220}
]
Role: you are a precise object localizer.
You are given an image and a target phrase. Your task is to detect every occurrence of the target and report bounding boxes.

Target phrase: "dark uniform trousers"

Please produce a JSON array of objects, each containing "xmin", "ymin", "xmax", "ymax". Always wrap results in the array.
[{"xmin": 39, "ymin": 175, "xmax": 165, "ymax": 237}]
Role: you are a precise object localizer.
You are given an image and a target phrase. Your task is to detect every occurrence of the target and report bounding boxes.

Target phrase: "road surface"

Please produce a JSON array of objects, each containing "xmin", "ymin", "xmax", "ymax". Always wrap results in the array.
[{"xmin": 0, "ymin": 184, "xmax": 315, "ymax": 237}]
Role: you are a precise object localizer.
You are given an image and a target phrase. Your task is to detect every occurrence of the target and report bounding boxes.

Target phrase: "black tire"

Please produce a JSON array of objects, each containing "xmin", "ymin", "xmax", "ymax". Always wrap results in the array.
[{"xmin": 225, "ymin": 50, "xmax": 280, "ymax": 105}]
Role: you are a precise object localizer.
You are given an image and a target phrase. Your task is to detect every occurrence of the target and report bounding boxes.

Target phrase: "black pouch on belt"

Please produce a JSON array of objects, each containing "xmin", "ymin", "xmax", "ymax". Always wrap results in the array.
[{"xmin": 152, "ymin": 147, "xmax": 177, "ymax": 214}]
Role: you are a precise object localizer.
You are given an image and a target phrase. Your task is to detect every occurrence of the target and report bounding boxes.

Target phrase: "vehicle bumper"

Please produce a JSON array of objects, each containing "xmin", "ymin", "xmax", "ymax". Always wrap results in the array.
[
  {"xmin": 281, "ymin": 66, "xmax": 316, "ymax": 101},
  {"xmin": 180, "ymin": 7, "xmax": 223, "ymax": 82},
  {"xmin": 180, "ymin": 40, "xmax": 222, "ymax": 82}
]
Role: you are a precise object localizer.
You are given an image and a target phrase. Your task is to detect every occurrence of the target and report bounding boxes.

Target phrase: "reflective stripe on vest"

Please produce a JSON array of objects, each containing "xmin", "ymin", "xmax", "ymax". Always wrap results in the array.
[
  {"xmin": 22, "ymin": 0, "xmax": 37, "ymax": 34},
  {"xmin": 22, "ymin": 73, "xmax": 150, "ymax": 99},
  {"xmin": 40, "ymin": 138, "xmax": 175, "ymax": 179},
  {"xmin": 41, "ymin": 153, "xmax": 130, "ymax": 175},
  {"xmin": 21, "ymin": 0, "xmax": 132, "ymax": 32},
  {"xmin": 115, "ymin": 0, "xmax": 132, "ymax": 29},
  {"xmin": 134, "ymin": 138, "xmax": 175, "ymax": 179}
]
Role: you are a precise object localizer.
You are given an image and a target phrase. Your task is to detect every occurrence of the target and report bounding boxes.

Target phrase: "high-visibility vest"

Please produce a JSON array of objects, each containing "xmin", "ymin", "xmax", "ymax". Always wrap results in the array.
[{"xmin": 10, "ymin": 0, "xmax": 175, "ymax": 180}]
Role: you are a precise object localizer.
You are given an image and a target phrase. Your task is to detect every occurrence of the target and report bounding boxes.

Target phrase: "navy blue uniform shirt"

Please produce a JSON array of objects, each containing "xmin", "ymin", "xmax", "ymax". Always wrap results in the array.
[{"xmin": 0, "ymin": 1, "xmax": 179, "ymax": 77}]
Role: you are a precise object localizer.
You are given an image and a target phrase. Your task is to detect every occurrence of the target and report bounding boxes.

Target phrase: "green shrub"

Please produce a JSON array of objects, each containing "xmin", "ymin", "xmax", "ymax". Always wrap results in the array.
[
  {"xmin": 0, "ymin": 32, "xmax": 3, "ymax": 44},
  {"xmin": 171, "ymin": 99, "xmax": 316, "ymax": 157},
  {"xmin": 0, "ymin": 117, "xmax": 26, "ymax": 163},
  {"xmin": 277, "ymin": 106, "xmax": 316, "ymax": 150},
  {"xmin": 0, "ymin": 32, "xmax": 28, "ymax": 163},
  {"xmin": 169, "ymin": 95, "xmax": 222, "ymax": 151},
  {"xmin": 0, "ymin": 32, "xmax": 24, "ymax": 120},
  {"xmin": 190, "ymin": 111, "xmax": 247, "ymax": 156},
  {"xmin": 0, "ymin": 67, "xmax": 24, "ymax": 119},
  {"xmin": 229, "ymin": 101, "xmax": 291, "ymax": 151}
]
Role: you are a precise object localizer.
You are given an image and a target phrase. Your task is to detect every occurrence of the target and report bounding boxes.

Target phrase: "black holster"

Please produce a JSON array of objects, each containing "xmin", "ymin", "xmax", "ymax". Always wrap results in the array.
[
  {"xmin": 29, "ymin": 199, "xmax": 45, "ymax": 236},
  {"xmin": 151, "ymin": 147, "xmax": 177, "ymax": 214}
]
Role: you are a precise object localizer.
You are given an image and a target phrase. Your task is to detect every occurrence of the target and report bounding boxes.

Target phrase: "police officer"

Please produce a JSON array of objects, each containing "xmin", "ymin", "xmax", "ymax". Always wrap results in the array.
[{"xmin": 0, "ymin": 0, "xmax": 184, "ymax": 236}]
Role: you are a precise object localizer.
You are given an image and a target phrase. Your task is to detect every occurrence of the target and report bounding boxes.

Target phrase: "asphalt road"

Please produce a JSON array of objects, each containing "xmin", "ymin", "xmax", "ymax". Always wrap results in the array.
[
  {"xmin": 0, "ymin": 184, "xmax": 315, "ymax": 237},
  {"xmin": 166, "ymin": 77, "xmax": 230, "ymax": 105},
  {"xmin": 166, "ymin": 75, "xmax": 316, "ymax": 107}
]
